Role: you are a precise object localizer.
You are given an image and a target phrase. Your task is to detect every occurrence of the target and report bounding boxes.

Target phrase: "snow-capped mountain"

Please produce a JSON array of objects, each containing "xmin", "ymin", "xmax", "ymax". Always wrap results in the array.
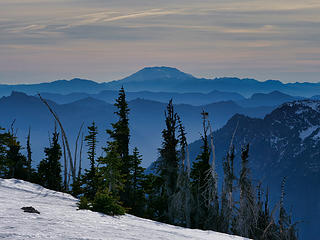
[
  {"xmin": 186, "ymin": 99, "xmax": 320, "ymax": 180},
  {"xmin": 224, "ymin": 100, "xmax": 320, "ymax": 176},
  {"xmin": 0, "ymin": 178, "xmax": 248, "ymax": 240},
  {"xmin": 186, "ymin": 99, "xmax": 320, "ymax": 239}
]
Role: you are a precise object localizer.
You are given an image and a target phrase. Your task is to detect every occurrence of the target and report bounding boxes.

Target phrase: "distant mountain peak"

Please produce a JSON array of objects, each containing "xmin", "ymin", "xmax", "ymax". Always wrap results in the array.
[
  {"xmin": 7, "ymin": 91, "xmax": 61, "ymax": 105},
  {"xmin": 69, "ymin": 78, "xmax": 96, "ymax": 83},
  {"xmin": 251, "ymin": 90, "xmax": 292, "ymax": 98},
  {"xmin": 64, "ymin": 96, "xmax": 109, "ymax": 108},
  {"xmin": 122, "ymin": 66, "xmax": 195, "ymax": 82},
  {"xmin": 10, "ymin": 91, "xmax": 28, "ymax": 97},
  {"xmin": 269, "ymin": 90, "xmax": 286, "ymax": 95},
  {"xmin": 50, "ymin": 78, "xmax": 98, "ymax": 85},
  {"xmin": 140, "ymin": 66, "xmax": 191, "ymax": 75},
  {"xmin": 265, "ymin": 79, "xmax": 282, "ymax": 84},
  {"xmin": 7, "ymin": 91, "xmax": 42, "ymax": 102}
]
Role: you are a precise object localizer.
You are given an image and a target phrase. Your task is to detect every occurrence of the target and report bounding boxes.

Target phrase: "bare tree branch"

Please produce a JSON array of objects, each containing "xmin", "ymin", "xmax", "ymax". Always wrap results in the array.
[
  {"xmin": 74, "ymin": 122, "xmax": 84, "ymax": 179},
  {"xmin": 38, "ymin": 93, "xmax": 75, "ymax": 182}
]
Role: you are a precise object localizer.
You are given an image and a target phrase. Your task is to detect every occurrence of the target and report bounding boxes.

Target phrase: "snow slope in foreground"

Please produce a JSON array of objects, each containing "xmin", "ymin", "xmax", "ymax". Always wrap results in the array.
[{"xmin": 0, "ymin": 178, "xmax": 248, "ymax": 240}]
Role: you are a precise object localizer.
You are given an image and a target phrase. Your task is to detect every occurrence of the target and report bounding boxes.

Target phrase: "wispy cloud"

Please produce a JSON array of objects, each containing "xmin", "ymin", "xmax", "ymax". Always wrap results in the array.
[
  {"xmin": 9, "ymin": 24, "xmax": 47, "ymax": 33},
  {"xmin": 101, "ymin": 9, "xmax": 183, "ymax": 22},
  {"xmin": 58, "ymin": 8, "xmax": 186, "ymax": 30},
  {"xmin": 221, "ymin": 25, "xmax": 278, "ymax": 34},
  {"xmin": 0, "ymin": 0, "xmax": 320, "ymax": 83}
]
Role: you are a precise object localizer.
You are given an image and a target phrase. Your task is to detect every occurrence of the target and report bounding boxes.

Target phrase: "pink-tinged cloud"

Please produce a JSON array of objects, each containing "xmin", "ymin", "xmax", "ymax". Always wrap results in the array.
[{"xmin": 0, "ymin": 0, "xmax": 319, "ymax": 84}]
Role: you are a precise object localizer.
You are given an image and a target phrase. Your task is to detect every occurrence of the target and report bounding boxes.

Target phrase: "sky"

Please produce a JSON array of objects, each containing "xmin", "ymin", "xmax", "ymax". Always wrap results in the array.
[{"xmin": 0, "ymin": 0, "xmax": 320, "ymax": 84}]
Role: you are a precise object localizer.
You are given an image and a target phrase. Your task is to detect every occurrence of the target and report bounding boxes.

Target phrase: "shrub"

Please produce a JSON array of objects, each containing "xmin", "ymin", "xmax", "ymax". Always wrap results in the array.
[
  {"xmin": 78, "ymin": 196, "xmax": 90, "ymax": 210},
  {"xmin": 92, "ymin": 190, "xmax": 125, "ymax": 216}
]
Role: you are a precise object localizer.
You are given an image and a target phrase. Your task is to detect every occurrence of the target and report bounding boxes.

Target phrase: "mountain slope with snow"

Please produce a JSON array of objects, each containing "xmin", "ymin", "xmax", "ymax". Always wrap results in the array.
[
  {"xmin": 185, "ymin": 99, "xmax": 320, "ymax": 239},
  {"xmin": 0, "ymin": 178, "xmax": 248, "ymax": 240}
]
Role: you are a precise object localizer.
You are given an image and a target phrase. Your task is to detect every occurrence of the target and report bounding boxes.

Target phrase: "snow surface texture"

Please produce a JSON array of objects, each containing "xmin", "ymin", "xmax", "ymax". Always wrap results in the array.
[
  {"xmin": 289, "ymin": 100, "xmax": 320, "ymax": 141},
  {"xmin": 0, "ymin": 178, "xmax": 249, "ymax": 240},
  {"xmin": 299, "ymin": 125, "xmax": 319, "ymax": 141}
]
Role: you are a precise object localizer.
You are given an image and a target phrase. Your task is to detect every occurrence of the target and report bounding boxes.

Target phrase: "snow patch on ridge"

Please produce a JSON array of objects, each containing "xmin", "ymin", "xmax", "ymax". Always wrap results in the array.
[
  {"xmin": 299, "ymin": 126, "xmax": 319, "ymax": 141},
  {"xmin": 0, "ymin": 178, "xmax": 248, "ymax": 240},
  {"xmin": 284, "ymin": 100, "xmax": 320, "ymax": 114},
  {"xmin": 312, "ymin": 129, "xmax": 320, "ymax": 140},
  {"xmin": 295, "ymin": 100, "xmax": 320, "ymax": 112}
]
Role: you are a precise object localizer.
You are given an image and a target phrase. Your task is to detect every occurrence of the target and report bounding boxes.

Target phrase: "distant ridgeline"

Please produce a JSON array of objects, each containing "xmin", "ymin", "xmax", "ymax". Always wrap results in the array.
[
  {"xmin": 0, "ymin": 91, "xmax": 276, "ymax": 168},
  {"xmin": 1, "ymin": 67, "xmax": 320, "ymax": 97}
]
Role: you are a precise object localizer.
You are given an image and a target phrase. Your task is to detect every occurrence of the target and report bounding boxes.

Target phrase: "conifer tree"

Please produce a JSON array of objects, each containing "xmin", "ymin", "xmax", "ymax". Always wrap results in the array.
[
  {"xmin": 79, "ymin": 87, "xmax": 138, "ymax": 216},
  {"xmin": 143, "ymin": 173, "xmax": 166, "ymax": 220},
  {"xmin": 129, "ymin": 147, "xmax": 146, "ymax": 216},
  {"xmin": 258, "ymin": 188, "xmax": 278, "ymax": 239},
  {"xmin": 107, "ymin": 87, "xmax": 131, "ymax": 207},
  {"xmin": 37, "ymin": 127, "xmax": 62, "ymax": 191},
  {"xmin": 0, "ymin": 128, "xmax": 13, "ymax": 177},
  {"xmin": 98, "ymin": 141, "xmax": 124, "ymax": 198},
  {"xmin": 157, "ymin": 99, "xmax": 179, "ymax": 223},
  {"xmin": 172, "ymin": 116, "xmax": 192, "ymax": 227},
  {"xmin": 235, "ymin": 144, "xmax": 256, "ymax": 238},
  {"xmin": 220, "ymin": 146, "xmax": 236, "ymax": 233},
  {"xmin": 82, "ymin": 122, "xmax": 98, "ymax": 200},
  {"xmin": 278, "ymin": 177, "xmax": 298, "ymax": 240},
  {"xmin": 5, "ymin": 132, "xmax": 28, "ymax": 180},
  {"xmin": 279, "ymin": 177, "xmax": 287, "ymax": 235},
  {"xmin": 91, "ymin": 141, "xmax": 125, "ymax": 215},
  {"xmin": 254, "ymin": 186, "xmax": 278, "ymax": 239},
  {"xmin": 0, "ymin": 127, "xmax": 34, "ymax": 181},
  {"xmin": 0, "ymin": 127, "xmax": 8, "ymax": 177},
  {"xmin": 26, "ymin": 128, "xmax": 33, "ymax": 181},
  {"xmin": 78, "ymin": 135, "xmax": 125, "ymax": 216},
  {"xmin": 190, "ymin": 111, "xmax": 215, "ymax": 229}
]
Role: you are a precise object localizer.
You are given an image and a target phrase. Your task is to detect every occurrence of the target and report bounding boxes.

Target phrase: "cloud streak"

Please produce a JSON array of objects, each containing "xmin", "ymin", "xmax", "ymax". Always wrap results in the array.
[
  {"xmin": 57, "ymin": 8, "xmax": 185, "ymax": 30},
  {"xmin": 0, "ymin": 0, "xmax": 319, "ymax": 83}
]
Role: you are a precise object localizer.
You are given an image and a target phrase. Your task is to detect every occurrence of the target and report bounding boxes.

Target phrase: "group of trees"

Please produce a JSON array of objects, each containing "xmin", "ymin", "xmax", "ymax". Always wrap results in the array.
[
  {"xmin": 76, "ymin": 87, "xmax": 146, "ymax": 215},
  {"xmin": 0, "ymin": 126, "xmax": 30, "ymax": 180},
  {"xmin": 149, "ymin": 101, "xmax": 298, "ymax": 239},
  {"xmin": 151, "ymin": 101, "xmax": 298, "ymax": 239},
  {"xmin": 0, "ymin": 87, "xmax": 299, "ymax": 239},
  {"xmin": 0, "ymin": 124, "xmax": 63, "ymax": 192}
]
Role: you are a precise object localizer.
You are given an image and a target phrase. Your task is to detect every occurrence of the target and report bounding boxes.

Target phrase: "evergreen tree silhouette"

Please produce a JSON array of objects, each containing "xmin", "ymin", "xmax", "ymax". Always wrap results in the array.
[
  {"xmin": 38, "ymin": 127, "xmax": 62, "ymax": 191},
  {"xmin": 82, "ymin": 121, "xmax": 98, "ymax": 200},
  {"xmin": 107, "ymin": 87, "xmax": 131, "ymax": 207},
  {"xmin": 157, "ymin": 99, "xmax": 179, "ymax": 223}
]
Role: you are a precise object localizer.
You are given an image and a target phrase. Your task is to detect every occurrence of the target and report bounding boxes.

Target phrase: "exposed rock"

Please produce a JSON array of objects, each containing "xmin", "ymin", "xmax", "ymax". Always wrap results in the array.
[{"xmin": 21, "ymin": 206, "xmax": 40, "ymax": 214}]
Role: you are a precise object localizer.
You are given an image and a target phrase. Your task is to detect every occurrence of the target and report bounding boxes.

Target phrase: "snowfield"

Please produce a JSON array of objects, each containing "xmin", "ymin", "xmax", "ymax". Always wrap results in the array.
[{"xmin": 0, "ymin": 178, "xmax": 248, "ymax": 240}]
